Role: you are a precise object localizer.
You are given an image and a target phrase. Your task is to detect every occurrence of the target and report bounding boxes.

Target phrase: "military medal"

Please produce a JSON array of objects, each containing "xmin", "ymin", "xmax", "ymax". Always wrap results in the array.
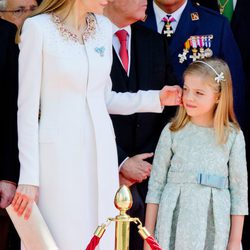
[
  {"xmin": 177, "ymin": 34, "xmax": 214, "ymax": 63},
  {"xmin": 197, "ymin": 36, "xmax": 205, "ymax": 59},
  {"xmin": 204, "ymin": 35, "xmax": 213, "ymax": 58},
  {"xmin": 189, "ymin": 36, "xmax": 200, "ymax": 61},
  {"xmin": 178, "ymin": 39, "xmax": 190, "ymax": 63},
  {"xmin": 162, "ymin": 16, "xmax": 175, "ymax": 37}
]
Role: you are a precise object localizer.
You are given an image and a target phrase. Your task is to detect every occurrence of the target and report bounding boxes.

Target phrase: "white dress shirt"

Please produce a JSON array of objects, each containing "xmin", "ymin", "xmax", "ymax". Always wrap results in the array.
[
  {"xmin": 153, "ymin": 0, "xmax": 188, "ymax": 34},
  {"xmin": 233, "ymin": 0, "xmax": 237, "ymax": 9}
]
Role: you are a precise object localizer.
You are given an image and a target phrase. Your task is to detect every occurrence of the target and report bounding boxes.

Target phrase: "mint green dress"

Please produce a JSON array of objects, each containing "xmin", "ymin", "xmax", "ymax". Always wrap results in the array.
[{"xmin": 146, "ymin": 122, "xmax": 248, "ymax": 250}]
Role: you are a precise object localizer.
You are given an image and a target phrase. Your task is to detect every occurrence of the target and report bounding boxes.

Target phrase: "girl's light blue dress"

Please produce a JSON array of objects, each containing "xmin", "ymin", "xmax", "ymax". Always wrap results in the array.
[{"xmin": 146, "ymin": 122, "xmax": 248, "ymax": 250}]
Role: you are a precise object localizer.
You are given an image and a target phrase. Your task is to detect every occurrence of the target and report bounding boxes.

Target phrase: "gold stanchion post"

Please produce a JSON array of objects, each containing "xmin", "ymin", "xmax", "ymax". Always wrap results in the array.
[
  {"xmin": 86, "ymin": 185, "xmax": 162, "ymax": 250},
  {"xmin": 114, "ymin": 185, "xmax": 133, "ymax": 250}
]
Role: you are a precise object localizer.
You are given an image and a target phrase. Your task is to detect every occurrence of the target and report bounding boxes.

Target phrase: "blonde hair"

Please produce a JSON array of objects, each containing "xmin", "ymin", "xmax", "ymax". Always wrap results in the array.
[
  {"xmin": 16, "ymin": 0, "xmax": 74, "ymax": 42},
  {"xmin": 170, "ymin": 57, "xmax": 239, "ymax": 144}
]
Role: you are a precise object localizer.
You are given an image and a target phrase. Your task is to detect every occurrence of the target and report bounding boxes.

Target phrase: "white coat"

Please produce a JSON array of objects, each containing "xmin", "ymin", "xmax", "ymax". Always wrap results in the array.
[{"xmin": 18, "ymin": 14, "xmax": 162, "ymax": 249}]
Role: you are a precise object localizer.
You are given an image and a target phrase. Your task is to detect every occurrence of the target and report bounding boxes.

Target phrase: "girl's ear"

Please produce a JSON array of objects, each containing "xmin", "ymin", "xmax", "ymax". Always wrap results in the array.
[{"xmin": 215, "ymin": 93, "xmax": 220, "ymax": 104}]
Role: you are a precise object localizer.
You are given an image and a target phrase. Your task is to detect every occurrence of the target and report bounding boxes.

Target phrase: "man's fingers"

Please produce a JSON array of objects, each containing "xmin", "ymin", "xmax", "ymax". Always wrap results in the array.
[
  {"xmin": 145, "ymin": 163, "xmax": 152, "ymax": 174},
  {"xmin": 138, "ymin": 174, "xmax": 149, "ymax": 183},
  {"xmin": 139, "ymin": 161, "xmax": 152, "ymax": 174},
  {"xmin": 137, "ymin": 152, "xmax": 154, "ymax": 160}
]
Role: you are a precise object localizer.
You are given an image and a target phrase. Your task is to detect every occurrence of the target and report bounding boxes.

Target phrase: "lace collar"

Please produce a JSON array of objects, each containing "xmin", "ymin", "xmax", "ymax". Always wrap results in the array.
[{"xmin": 51, "ymin": 12, "xmax": 96, "ymax": 44}]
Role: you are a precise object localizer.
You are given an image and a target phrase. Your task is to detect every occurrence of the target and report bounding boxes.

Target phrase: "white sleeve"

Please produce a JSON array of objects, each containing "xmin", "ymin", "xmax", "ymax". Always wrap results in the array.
[
  {"xmin": 106, "ymin": 86, "xmax": 163, "ymax": 115},
  {"xmin": 18, "ymin": 18, "xmax": 43, "ymax": 186},
  {"xmin": 103, "ymin": 19, "xmax": 163, "ymax": 115}
]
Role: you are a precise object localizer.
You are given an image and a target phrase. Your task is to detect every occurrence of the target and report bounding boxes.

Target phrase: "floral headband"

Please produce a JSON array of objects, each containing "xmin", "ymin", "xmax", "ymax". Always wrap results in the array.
[{"xmin": 194, "ymin": 60, "xmax": 226, "ymax": 84}]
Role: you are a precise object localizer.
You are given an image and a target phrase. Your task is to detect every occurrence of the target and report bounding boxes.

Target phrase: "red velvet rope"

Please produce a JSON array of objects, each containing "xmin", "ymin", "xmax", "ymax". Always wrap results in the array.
[
  {"xmin": 145, "ymin": 235, "xmax": 162, "ymax": 250},
  {"xmin": 85, "ymin": 235, "xmax": 100, "ymax": 250}
]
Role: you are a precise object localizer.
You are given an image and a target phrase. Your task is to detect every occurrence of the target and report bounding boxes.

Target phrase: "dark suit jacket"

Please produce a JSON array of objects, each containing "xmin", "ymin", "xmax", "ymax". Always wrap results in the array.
[
  {"xmin": 0, "ymin": 19, "xmax": 20, "ymax": 183},
  {"xmin": 192, "ymin": 0, "xmax": 219, "ymax": 11},
  {"xmin": 231, "ymin": 0, "xmax": 250, "ymax": 246},
  {"xmin": 142, "ymin": 0, "xmax": 246, "ymax": 126},
  {"xmin": 110, "ymin": 23, "xmax": 176, "ymax": 250},
  {"xmin": 232, "ymin": 0, "xmax": 250, "ymax": 113}
]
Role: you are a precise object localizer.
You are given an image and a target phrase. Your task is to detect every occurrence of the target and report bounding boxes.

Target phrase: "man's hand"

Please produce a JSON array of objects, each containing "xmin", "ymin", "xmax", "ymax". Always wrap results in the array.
[
  {"xmin": 119, "ymin": 173, "xmax": 136, "ymax": 187},
  {"xmin": 160, "ymin": 85, "xmax": 182, "ymax": 106},
  {"xmin": 120, "ymin": 153, "xmax": 153, "ymax": 183},
  {"xmin": 0, "ymin": 181, "xmax": 16, "ymax": 208}
]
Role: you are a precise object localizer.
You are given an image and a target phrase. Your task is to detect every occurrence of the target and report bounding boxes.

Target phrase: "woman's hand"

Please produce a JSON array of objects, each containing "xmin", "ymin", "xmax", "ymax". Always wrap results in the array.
[
  {"xmin": 11, "ymin": 185, "xmax": 39, "ymax": 220},
  {"xmin": 227, "ymin": 241, "xmax": 241, "ymax": 250},
  {"xmin": 159, "ymin": 85, "xmax": 182, "ymax": 106}
]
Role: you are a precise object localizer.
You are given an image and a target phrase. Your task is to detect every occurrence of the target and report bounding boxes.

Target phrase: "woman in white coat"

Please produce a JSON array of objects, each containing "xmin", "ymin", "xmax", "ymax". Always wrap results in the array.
[{"xmin": 11, "ymin": 0, "xmax": 181, "ymax": 249}]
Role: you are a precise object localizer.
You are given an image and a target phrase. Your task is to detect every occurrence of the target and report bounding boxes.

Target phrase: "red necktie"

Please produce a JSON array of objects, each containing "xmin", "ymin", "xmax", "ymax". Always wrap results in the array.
[{"xmin": 115, "ymin": 30, "xmax": 129, "ymax": 73}]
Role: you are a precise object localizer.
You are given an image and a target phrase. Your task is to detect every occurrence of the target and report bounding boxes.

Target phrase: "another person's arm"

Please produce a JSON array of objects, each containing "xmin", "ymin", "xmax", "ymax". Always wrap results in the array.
[
  {"xmin": 12, "ymin": 18, "xmax": 42, "ymax": 219},
  {"xmin": 221, "ymin": 18, "xmax": 246, "ymax": 126},
  {"xmin": 116, "ymin": 145, "xmax": 153, "ymax": 186},
  {"xmin": 119, "ymin": 153, "xmax": 153, "ymax": 186},
  {"xmin": 106, "ymin": 82, "xmax": 182, "ymax": 115},
  {"xmin": 0, "ymin": 23, "xmax": 19, "ymax": 208},
  {"xmin": 0, "ymin": 181, "xmax": 16, "ymax": 208}
]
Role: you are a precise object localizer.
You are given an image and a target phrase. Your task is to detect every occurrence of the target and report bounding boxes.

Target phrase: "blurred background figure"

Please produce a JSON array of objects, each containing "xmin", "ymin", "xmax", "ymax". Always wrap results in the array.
[
  {"xmin": 0, "ymin": 12, "xmax": 19, "ymax": 250},
  {"xmin": 192, "ymin": 0, "xmax": 250, "ymax": 246},
  {"xmin": 141, "ymin": 0, "xmax": 246, "ymax": 129},
  {"xmin": 0, "ymin": 0, "xmax": 37, "ymax": 28},
  {"xmin": 231, "ymin": 0, "xmax": 250, "ymax": 247},
  {"xmin": 192, "ymin": 0, "xmax": 219, "ymax": 11},
  {"xmin": 0, "ymin": 0, "xmax": 37, "ymax": 249}
]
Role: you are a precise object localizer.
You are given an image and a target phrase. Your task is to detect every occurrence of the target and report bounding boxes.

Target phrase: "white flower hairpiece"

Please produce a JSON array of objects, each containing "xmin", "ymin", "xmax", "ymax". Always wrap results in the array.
[
  {"xmin": 194, "ymin": 60, "xmax": 226, "ymax": 84},
  {"xmin": 214, "ymin": 72, "xmax": 225, "ymax": 84}
]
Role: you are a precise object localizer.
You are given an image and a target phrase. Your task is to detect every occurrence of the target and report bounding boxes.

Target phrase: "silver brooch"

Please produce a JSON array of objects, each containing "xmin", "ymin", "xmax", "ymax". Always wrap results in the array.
[{"xmin": 95, "ymin": 46, "xmax": 105, "ymax": 57}]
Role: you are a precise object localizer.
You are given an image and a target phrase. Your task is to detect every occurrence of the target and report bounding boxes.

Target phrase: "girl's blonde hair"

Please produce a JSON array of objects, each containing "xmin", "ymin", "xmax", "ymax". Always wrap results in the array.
[
  {"xmin": 170, "ymin": 57, "xmax": 239, "ymax": 144},
  {"xmin": 16, "ymin": 0, "xmax": 74, "ymax": 42}
]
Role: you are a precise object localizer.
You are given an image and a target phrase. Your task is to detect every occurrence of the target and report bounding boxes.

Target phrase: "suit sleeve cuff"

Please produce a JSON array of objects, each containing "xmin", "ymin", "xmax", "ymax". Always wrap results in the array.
[{"xmin": 119, "ymin": 157, "xmax": 129, "ymax": 171}]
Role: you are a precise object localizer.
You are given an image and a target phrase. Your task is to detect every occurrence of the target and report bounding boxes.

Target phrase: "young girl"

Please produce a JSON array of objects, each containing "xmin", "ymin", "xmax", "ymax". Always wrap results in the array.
[{"xmin": 144, "ymin": 58, "xmax": 248, "ymax": 250}]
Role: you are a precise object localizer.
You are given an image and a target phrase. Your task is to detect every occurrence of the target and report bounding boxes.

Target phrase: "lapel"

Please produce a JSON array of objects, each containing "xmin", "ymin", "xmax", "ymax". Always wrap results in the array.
[
  {"xmin": 111, "ymin": 47, "xmax": 129, "ymax": 91},
  {"xmin": 131, "ymin": 24, "xmax": 151, "ymax": 90},
  {"xmin": 145, "ymin": 0, "xmax": 158, "ymax": 32},
  {"xmin": 128, "ymin": 32, "xmax": 138, "ymax": 92},
  {"xmin": 83, "ymin": 16, "xmax": 113, "ymax": 91},
  {"xmin": 231, "ymin": 0, "xmax": 241, "ymax": 27},
  {"xmin": 169, "ymin": 0, "xmax": 200, "ymax": 56}
]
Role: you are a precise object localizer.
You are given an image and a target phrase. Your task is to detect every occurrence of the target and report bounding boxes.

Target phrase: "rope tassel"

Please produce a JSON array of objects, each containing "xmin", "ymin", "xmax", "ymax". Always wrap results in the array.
[
  {"xmin": 85, "ymin": 224, "xmax": 106, "ymax": 250},
  {"xmin": 138, "ymin": 225, "xmax": 162, "ymax": 250}
]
